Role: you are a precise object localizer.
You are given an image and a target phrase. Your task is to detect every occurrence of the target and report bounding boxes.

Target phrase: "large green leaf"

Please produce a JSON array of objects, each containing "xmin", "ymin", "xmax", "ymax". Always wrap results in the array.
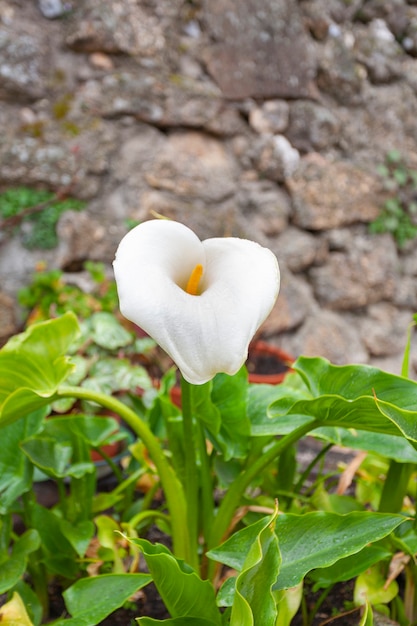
[
  {"xmin": 89, "ymin": 312, "xmax": 133, "ymax": 349},
  {"xmin": 131, "ymin": 539, "xmax": 221, "ymax": 624},
  {"xmin": 60, "ymin": 520, "xmax": 95, "ymax": 558},
  {"xmin": 29, "ymin": 504, "xmax": 79, "ymax": 578},
  {"xmin": 50, "ymin": 574, "xmax": 151, "ymax": 626},
  {"xmin": 269, "ymin": 357, "xmax": 417, "ymax": 441},
  {"xmin": 230, "ymin": 509, "xmax": 280, "ymax": 626},
  {"xmin": 294, "ymin": 357, "xmax": 417, "ymax": 405},
  {"xmin": 21, "ymin": 414, "xmax": 124, "ymax": 480},
  {"xmin": 81, "ymin": 357, "xmax": 153, "ymax": 396},
  {"xmin": 208, "ymin": 512, "xmax": 404, "ymax": 591},
  {"xmin": 275, "ymin": 512, "xmax": 404, "ymax": 590},
  {"xmin": 248, "ymin": 383, "xmax": 312, "ymax": 437},
  {"xmin": 0, "ymin": 313, "xmax": 79, "ymax": 427},
  {"xmin": 0, "ymin": 408, "xmax": 46, "ymax": 514},
  {"xmin": 0, "ymin": 530, "xmax": 40, "ymax": 594},
  {"xmin": 210, "ymin": 368, "xmax": 251, "ymax": 459},
  {"xmin": 309, "ymin": 544, "xmax": 392, "ymax": 590},
  {"xmin": 315, "ymin": 427, "xmax": 417, "ymax": 463}
]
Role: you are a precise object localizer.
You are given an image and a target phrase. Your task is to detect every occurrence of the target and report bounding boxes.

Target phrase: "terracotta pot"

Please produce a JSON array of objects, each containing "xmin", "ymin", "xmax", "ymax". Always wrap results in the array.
[{"xmin": 246, "ymin": 340, "xmax": 293, "ymax": 385}]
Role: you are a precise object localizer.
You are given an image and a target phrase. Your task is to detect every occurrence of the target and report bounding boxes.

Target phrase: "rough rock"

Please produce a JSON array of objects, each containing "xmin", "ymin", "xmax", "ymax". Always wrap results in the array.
[
  {"xmin": 0, "ymin": 115, "xmax": 116, "ymax": 198},
  {"xmin": 359, "ymin": 303, "xmax": 413, "ymax": 357},
  {"xmin": 55, "ymin": 211, "xmax": 107, "ymax": 269},
  {"xmin": 286, "ymin": 100, "xmax": 341, "ymax": 153},
  {"xmin": 309, "ymin": 233, "xmax": 398, "ymax": 309},
  {"xmin": 144, "ymin": 131, "xmax": 237, "ymax": 202},
  {"xmin": 274, "ymin": 227, "xmax": 328, "ymax": 273},
  {"xmin": 282, "ymin": 309, "xmax": 369, "ymax": 364},
  {"xmin": 0, "ymin": 14, "xmax": 51, "ymax": 102},
  {"xmin": 289, "ymin": 156, "xmax": 380, "ymax": 230},
  {"xmin": 252, "ymin": 135, "xmax": 300, "ymax": 183},
  {"xmin": 1, "ymin": 0, "xmax": 417, "ymax": 375},
  {"xmin": 336, "ymin": 81, "xmax": 417, "ymax": 162},
  {"xmin": 354, "ymin": 20, "xmax": 404, "ymax": 84},
  {"xmin": 65, "ymin": 0, "xmax": 167, "ymax": 57},
  {"xmin": 75, "ymin": 70, "xmax": 241, "ymax": 134},
  {"xmin": 0, "ymin": 292, "xmax": 17, "ymax": 344},
  {"xmin": 249, "ymin": 100, "xmax": 290, "ymax": 135},
  {"xmin": 202, "ymin": 0, "xmax": 317, "ymax": 99},
  {"xmin": 237, "ymin": 180, "xmax": 291, "ymax": 237},
  {"xmin": 261, "ymin": 270, "xmax": 315, "ymax": 336},
  {"xmin": 317, "ymin": 34, "xmax": 365, "ymax": 104}
]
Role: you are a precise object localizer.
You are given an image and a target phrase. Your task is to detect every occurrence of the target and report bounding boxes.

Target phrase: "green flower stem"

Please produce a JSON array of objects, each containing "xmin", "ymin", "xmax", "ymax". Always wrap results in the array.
[
  {"xmin": 180, "ymin": 376, "xmax": 200, "ymax": 571},
  {"xmin": 21, "ymin": 491, "xmax": 50, "ymax": 618},
  {"xmin": 378, "ymin": 459, "xmax": 414, "ymax": 513},
  {"xmin": 197, "ymin": 420, "xmax": 214, "ymax": 545},
  {"xmin": 207, "ymin": 421, "xmax": 315, "ymax": 554},
  {"xmin": 57, "ymin": 385, "xmax": 190, "ymax": 563},
  {"xmin": 128, "ymin": 509, "xmax": 171, "ymax": 532}
]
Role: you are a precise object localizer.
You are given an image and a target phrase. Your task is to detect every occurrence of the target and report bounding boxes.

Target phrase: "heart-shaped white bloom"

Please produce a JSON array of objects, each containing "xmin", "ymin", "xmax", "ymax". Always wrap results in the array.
[{"xmin": 113, "ymin": 220, "xmax": 280, "ymax": 385}]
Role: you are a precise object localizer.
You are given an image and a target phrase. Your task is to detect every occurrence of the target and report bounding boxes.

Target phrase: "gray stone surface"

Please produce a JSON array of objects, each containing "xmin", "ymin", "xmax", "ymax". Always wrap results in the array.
[
  {"xmin": 288, "ymin": 157, "xmax": 380, "ymax": 230},
  {"xmin": 1, "ymin": 0, "xmax": 417, "ymax": 373},
  {"xmin": 201, "ymin": 0, "xmax": 317, "ymax": 99}
]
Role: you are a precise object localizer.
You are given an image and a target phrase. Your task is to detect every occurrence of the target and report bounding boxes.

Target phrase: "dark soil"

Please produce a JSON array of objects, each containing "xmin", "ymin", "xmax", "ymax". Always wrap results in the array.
[{"xmin": 293, "ymin": 580, "xmax": 360, "ymax": 626}]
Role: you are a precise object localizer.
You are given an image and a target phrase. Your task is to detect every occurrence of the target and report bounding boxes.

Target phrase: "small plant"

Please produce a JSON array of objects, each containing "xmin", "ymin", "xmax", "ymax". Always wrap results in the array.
[
  {"xmin": 0, "ymin": 186, "xmax": 85, "ymax": 250},
  {"xmin": 370, "ymin": 150, "xmax": 417, "ymax": 248},
  {"xmin": 18, "ymin": 262, "xmax": 119, "ymax": 323}
]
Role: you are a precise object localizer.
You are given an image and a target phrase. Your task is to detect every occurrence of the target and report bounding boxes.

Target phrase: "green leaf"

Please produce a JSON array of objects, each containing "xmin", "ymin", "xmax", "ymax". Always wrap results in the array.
[
  {"xmin": 95, "ymin": 515, "xmax": 125, "ymax": 574},
  {"xmin": 83, "ymin": 357, "xmax": 153, "ymax": 395},
  {"xmin": 49, "ymin": 574, "xmax": 151, "ymax": 626},
  {"xmin": 52, "ymin": 355, "xmax": 89, "ymax": 412},
  {"xmin": 359, "ymin": 602, "xmax": 373, "ymax": 626},
  {"xmin": 230, "ymin": 509, "xmax": 280, "ymax": 626},
  {"xmin": 11, "ymin": 581, "xmax": 43, "ymax": 626},
  {"xmin": 42, "ymin": 414, "xmax": 124, "ymax": 450},
  {"xmin": 130, "ymin": 539, "xmax": 221, "ymax": 624},
  {"xmin": 274, "ymin": 584, "xmax": 303, "ymax": 626},
  {"xmin": 248, "ymin": 383, "xmax": 312, "ymax": 437},
  {"xmin": 191, "ymin": 382, "xmax": 221, "ymax": 435},
  {"xmin": 269, "ymin": 357, "xmax": 417, "ymax": 442},
  {"xmin": 315, "ymin": 428, "xmax": 417, "ymax": 463},
  {"xmin": 29, "ymin": 504, "xmax": 79, "ymax": 578},
  {"xmin": 0, "ymin": 408, "xmax": 46, "ymax": 514},
  {"xmin": 209, "ymin": 512, "xmax": 404, "ymax": 591},
  {"xmin": 309, "ymin": 545, "xmax": 392, "ymax": 590},
  {"xmin": 60, "ymin": 520, "xmax": 95, "ymax": 558},
  {"xmin": 21, "ymin": 414, "xmax": 123, "ymax": 479},
  {"xmin": 0, "ymin": 530, "xmax": 40, "ymax": 594},
  {"xmin": 354, "ymin": 564, "xmax": 398, "ymax": 606},
  {"xmin": 0, "ymin": 313, "xmax": 79, "ymax": 427},
  {"xmin": 20, "ymin": 437, "xmax": 73, "ymax": 478},
  {"xmin": 210, "ymin": 368, "xmax": 251, "ymax": 459},
  {"xmin": 90, "ymin": 312, "xmax": 133, "ymax": 349},
  {"xmin": 275, "ymin": 512, "xmax": 404, "ymax": 590}
]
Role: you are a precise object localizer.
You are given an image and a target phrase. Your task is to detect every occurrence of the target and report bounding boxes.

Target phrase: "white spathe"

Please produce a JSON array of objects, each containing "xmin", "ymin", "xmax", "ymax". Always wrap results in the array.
[{"xmin": 113, "ymin": 220, "xmax": 280, "ymax": 385}]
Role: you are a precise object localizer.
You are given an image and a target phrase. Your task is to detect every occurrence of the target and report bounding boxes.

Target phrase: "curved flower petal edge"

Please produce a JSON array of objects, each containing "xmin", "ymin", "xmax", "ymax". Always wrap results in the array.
[{"xmin": 113, "ymin": 220, "xmax": 280, "ymax": 385}]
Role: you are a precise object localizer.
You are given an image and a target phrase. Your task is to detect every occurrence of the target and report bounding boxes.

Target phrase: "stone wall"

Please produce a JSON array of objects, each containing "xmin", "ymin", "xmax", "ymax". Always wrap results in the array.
[{"xmin": 1, "ymin": 0, "xmax": 417, "ymax": 374}]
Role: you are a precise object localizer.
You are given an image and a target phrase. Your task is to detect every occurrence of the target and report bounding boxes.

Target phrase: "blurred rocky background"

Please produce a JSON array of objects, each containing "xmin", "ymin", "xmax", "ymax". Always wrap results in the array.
[{"xmin": 1, "ymin": 0, "xmax": 417, "ymax": 374}]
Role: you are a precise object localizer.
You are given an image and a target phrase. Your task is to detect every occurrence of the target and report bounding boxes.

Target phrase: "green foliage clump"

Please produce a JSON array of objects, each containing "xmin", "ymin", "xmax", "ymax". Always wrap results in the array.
[
  {"xmin": 369, "ymin": 150, "xmax": 417, "ymax": 249},
  {"xmin": 0, "ymin": 186, "xmax": 85, "ymax": 250},
  {"xmin": 18, "ymin": 261, "xmax": 119, "ymax": 322}
]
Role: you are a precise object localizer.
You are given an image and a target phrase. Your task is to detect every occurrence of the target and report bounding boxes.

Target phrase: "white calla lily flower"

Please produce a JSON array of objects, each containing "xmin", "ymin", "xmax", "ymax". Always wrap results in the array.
[{"xmin": 113, "ymin": 220, "xmax": 280, "ymax": 385}]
